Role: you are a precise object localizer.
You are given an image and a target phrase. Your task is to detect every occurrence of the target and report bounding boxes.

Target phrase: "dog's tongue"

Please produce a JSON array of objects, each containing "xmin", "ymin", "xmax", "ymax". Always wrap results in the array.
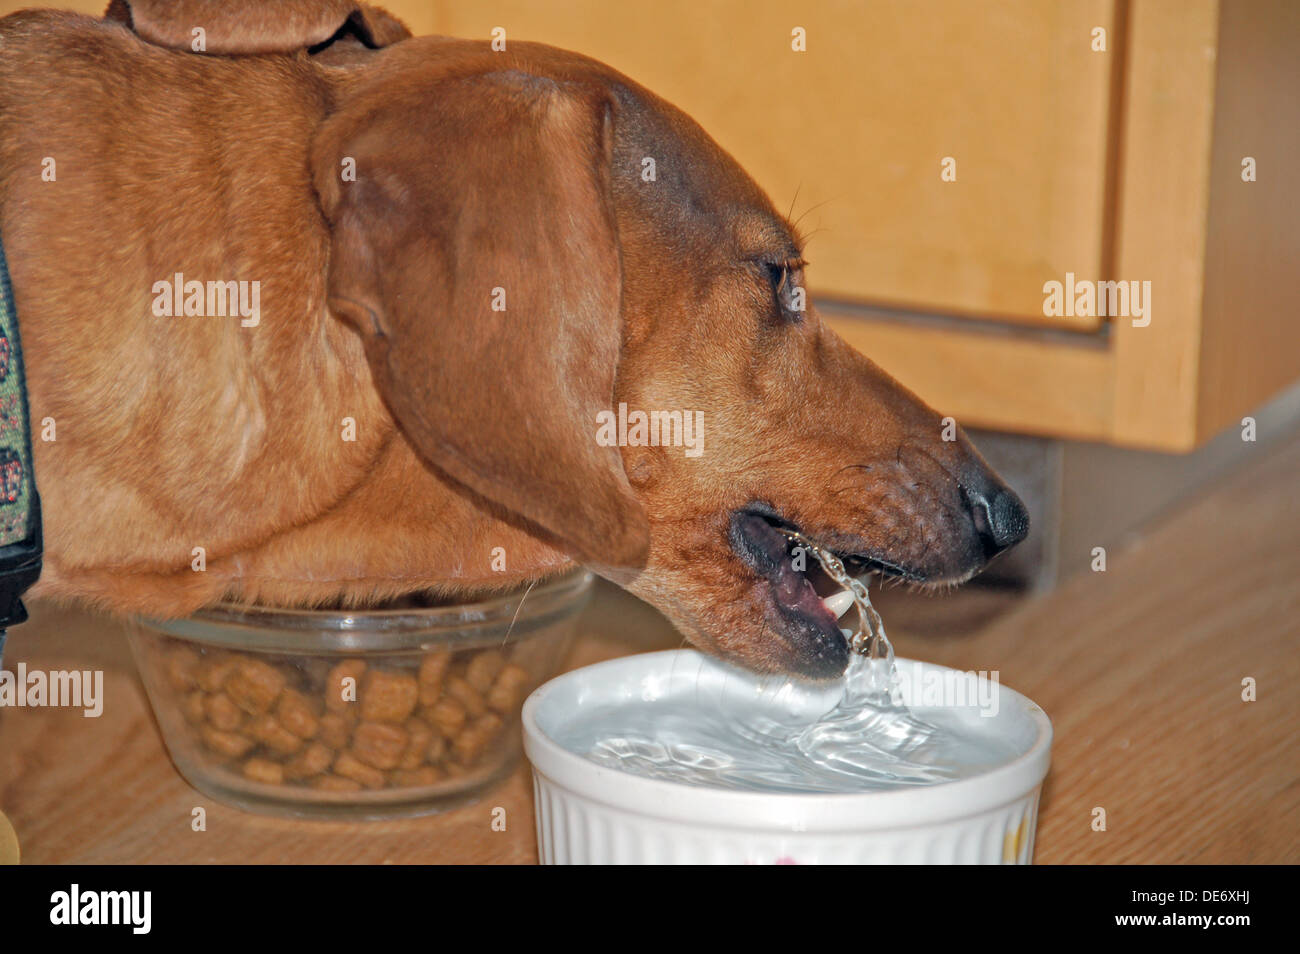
[
  {"xmin": 771, "ymin": 561, "xmax": 839, "ymax": 626},
  {"xmin": 729, "ymin": 511, "xmax": 839, "ymax": 627}
]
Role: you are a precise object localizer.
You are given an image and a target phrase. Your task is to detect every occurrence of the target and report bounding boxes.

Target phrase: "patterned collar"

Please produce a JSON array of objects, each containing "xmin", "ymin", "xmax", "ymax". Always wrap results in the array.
[{"xmin": 0, "ymin": 234, "xmax": 43, "ymax": 646}]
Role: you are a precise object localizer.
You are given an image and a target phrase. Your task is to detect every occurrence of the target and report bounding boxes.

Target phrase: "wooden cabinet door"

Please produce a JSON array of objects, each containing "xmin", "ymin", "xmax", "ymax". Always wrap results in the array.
[{"xmin": 431, "ymin": 0, "xmax": 1118, "ymax": 328}]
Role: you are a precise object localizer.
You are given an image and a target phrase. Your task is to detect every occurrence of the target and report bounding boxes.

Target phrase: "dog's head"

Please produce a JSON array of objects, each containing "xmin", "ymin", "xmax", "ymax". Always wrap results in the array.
[{"xmin": 311, "ymin": 37, "xmax": 1028, "ymax": 678}]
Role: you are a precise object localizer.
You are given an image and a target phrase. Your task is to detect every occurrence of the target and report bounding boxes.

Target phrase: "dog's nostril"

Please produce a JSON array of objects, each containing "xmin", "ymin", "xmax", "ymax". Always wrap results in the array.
[
  {"xmin": 965, "ymin": 486, "xmax": 1029, "ymax": 555},
  {"xmin": 988, "ymin": 489, "xmax": 1029, "ymax": 547}
]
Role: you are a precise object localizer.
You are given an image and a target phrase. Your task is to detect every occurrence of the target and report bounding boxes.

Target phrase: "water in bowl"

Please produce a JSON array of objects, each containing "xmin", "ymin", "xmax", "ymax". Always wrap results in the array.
[
  {"xmin": 556, "ymin": 653, "xmax": 1016, "ymax": 794},
  {"xmin": 558, "ymin": 535, "xmax": 1017, "ymax": 794}
]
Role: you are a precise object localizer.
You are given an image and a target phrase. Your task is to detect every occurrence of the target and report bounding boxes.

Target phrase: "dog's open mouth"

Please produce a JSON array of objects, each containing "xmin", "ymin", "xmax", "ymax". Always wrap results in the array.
[{"xmin": 727, "ymin": 504, "xmax": 924, "ymax": 678}]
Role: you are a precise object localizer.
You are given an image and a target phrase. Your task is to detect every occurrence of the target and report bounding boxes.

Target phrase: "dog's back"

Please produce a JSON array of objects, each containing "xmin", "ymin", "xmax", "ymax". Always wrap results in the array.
[{"xmin": 0, "ymin": 11, "xmax": 390, "ymax": 609}]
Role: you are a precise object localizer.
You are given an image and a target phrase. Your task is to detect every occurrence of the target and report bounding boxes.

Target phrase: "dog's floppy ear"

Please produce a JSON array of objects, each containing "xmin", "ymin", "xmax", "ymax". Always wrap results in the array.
[
  {"xmin": 312, "ymin": 71, "xmax": 650, "ymax": 570},
  {"xmin": 104, "ymin": 0, "xmax": 409, "ymax": 54}
]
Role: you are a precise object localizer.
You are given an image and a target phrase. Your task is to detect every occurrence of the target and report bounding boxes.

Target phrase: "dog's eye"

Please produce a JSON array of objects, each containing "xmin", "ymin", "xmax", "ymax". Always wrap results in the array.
[{"xmin": 765, "ymin": 262, "xmax": 807, "ymax": 321}]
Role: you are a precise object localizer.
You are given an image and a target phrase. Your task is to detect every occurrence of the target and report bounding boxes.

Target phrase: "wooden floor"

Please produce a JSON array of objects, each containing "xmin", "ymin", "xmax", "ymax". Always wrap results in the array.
[{"xmin": 1, "ymin": 431, "xmax": 1297, "ymax": 864}]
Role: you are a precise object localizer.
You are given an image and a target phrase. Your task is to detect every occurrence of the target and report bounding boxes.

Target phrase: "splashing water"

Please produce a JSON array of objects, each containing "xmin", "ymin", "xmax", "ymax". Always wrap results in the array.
[
  {"xmin": 778, "ymin": 527, "xmax": 900, "ymax": 703},
  {"xmin": 561, "ymin": 539, "xmax": 1016, "ymax": 793}
]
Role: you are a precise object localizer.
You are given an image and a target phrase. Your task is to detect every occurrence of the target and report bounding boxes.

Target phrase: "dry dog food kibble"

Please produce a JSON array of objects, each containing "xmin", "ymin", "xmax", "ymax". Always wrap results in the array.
[
  {"xmin": 159, "ymin": 644, "xmax": 534, "ymax": 794},
  {"xmin": 453, "ymin": 712, "xmax": 504, "ymax": 765},
  {"xmin": 488, "ymin": 664, "xmax": 531, "ymax": 714},
  {"xmin": 360, "ymin": 670, "xmax": 419, "ymax": 724},
  {"xmin": 182, "ymin": 690, "xmax": 206, "ymax": 725},
  {"xmin": 318, "ymin": 711, "xmax": 353, "ymax": 749},
  {"xmin": 418, "ymin": 653, "xmax": 451, "ymax": 706},
  {"xmin": 285, "ymin": 742, "xmax": 334, "ymax": 781},
  {"xmin": 201, "ymin": 725, "xmax": 255, "ymax": 759},
  {"xmin": 276, "ymin": 689, "xmax": 320, "ymax": 739},
  {"xmin": 444, "ymin": 675, "xmax": 487, "ymax": 717},
  {"xmin": 400, "ymin": 718, "xmax": 435, "ymax": 770},
  {"xmin": 464, "ymin": 650, "xmax": 505, "ymax": 693},
  {"xmin": 333, "ymin": 750, "xmax": 386, "ymax": 789},
  {"xmin": 197, "ymin": 656, "xmax": 239, "ymax": 693},
  {"xmin": 352, "ymin": 722, "xmax": 409, "ymax": 770},
  {"xmin": 165, "ymin": 647, "xmax": 201, "ymax": 692},
  {"xmin": 226, "ymin": 659, "xmax": 288, "ymax": 715},
  {"xmin": 203, "ymin": 692, "xmax": 244, "ymax": 732},
  {"xmin": 249, "ymin": 713, "xmax": 305, "ymax": 756},
  {"xmin": 242, "ymin": 757, "xmax": 285, "ymax": 785},
  {"xmin": 427, "ymin": 696, "xmax": 467, "ymax": 738}
]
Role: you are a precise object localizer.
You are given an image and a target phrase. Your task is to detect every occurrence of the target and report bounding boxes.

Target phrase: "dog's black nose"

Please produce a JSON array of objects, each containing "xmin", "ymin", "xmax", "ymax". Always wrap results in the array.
[{"xmin": 964, "ymin": 484, "xmax": 1029, "ymax": 556}]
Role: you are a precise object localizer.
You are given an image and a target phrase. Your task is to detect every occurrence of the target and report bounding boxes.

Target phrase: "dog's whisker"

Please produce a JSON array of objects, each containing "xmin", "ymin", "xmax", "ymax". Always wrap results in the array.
[
  {"xmin": 790, "ymin": 196, "xmax": 837, "ymax": 232},
  {"xmin": 785, "ymin": 182, "xmax": 803, "ymax": 224},
  {"xmin": 500, "ymin": 579, "xmax": 537, "ymax": 648},
  {"xmin": 795, "ymin": 225, "xmax": 829, "ymax": 245}
]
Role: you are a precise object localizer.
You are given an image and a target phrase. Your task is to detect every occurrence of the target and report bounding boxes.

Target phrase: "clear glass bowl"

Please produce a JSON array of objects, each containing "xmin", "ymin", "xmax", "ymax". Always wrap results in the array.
[{"xmin": 127, "ymin": 571, "xmax": 591, "ymax": 819}]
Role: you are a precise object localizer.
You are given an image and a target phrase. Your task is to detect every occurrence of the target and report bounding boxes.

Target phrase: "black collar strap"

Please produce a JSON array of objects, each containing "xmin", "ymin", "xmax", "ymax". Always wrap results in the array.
[{"xmin": 0, "ymin": 233, "xmax": 43, "ymax": 641}]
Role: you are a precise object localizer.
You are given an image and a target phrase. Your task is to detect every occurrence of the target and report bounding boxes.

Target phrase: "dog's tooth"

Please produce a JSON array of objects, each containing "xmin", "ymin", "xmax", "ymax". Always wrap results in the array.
[{"xmin": 823, "ymin": 589, "xmax": 856, "ymax": 618}]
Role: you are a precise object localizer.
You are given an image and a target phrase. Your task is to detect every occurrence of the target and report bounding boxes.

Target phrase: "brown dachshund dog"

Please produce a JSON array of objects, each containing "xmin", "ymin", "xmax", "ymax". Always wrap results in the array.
[{"xmin": 0, "ymin": 1, "xmax": 1026, "ymax": 678}]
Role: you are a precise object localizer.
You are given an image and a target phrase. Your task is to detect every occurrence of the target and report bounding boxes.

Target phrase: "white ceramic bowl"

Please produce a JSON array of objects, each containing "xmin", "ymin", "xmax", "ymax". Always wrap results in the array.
[{"xmin": 523, "ymin": 649, "xmax": 1052, "ymax": 864}]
